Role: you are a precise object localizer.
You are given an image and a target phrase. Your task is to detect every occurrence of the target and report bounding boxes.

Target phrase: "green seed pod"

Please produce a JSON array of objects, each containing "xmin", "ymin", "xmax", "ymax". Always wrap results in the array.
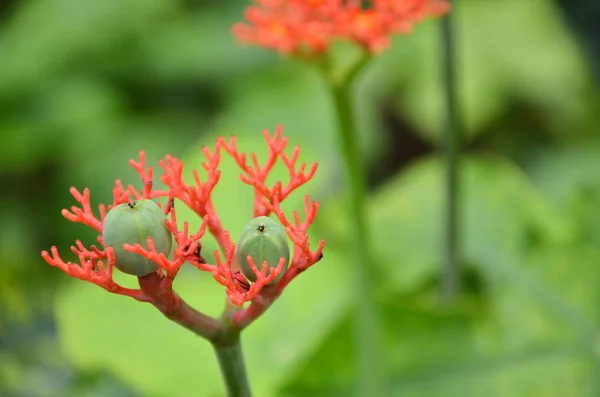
[
  {"xmin": 102, "ymin": 199, "xmax": 172, "ymax": 276},
  {"xmin": 236, "ymin": 216, "xmax": 290, "ymax": 284}
]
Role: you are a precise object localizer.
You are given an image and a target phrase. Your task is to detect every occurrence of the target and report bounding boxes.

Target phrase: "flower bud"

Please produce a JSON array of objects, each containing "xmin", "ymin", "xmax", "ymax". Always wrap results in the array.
[
  {"xmin": 236, "ymin": 216, "xmax": 290, "ymax": 284},
  {"xmin": 102, "ymin": 199, "xmax": 172, "ymax": 276}
]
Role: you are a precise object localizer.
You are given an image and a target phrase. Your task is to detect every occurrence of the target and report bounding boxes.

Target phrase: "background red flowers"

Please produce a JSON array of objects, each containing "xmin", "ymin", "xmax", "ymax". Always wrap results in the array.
[{"xmin": 233, "ymin": 0, "xmax": 450, "ymax": 54}]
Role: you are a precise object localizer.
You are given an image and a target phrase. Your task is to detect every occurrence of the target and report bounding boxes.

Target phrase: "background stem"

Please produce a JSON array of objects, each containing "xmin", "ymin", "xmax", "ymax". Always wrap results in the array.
[
  {"xmin": 330, "ymin": 80, "xmax": 382, "ymax": 396},
  {"xmin": 441, "ymin": 0, "xmax": 461, "ymax": 303},
  {"xmin": 213, "ymin": 335, "xmax": 252, "ymax": 397}
]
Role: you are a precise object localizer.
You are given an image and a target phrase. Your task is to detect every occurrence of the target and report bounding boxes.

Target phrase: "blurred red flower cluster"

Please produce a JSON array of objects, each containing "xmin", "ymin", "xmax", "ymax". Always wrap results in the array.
[{"xmin": 233, "ymin": 0, "xmax": 450, "ymax": 55}]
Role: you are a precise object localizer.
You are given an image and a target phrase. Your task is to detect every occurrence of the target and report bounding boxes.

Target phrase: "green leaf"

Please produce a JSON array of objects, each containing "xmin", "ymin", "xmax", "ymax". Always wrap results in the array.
[
  {"xmin": 278, "ymin": 153, "xmax": 600, "ymax": 395},
  {"xmin": 0, "ymin": 0, "xmax": 176, "ymax": 99},
  {"xmin": 526, "ymin": 139, "xmax": 600, "ymax": 205},
  {"xmin": 277, "ymin": 290, "xmax": 593, "ymax": 396},
  {"xmin": 137, "ymin": 6, "xmax": 273, "ymax": 83},
  {"xmin": 362, "ymin": 0, "xmax": 590, "ymax": 141},
  {"xmin": 354, "ymin": 154, "xmax": 569, "ymax": 291},
  {"xmin": 369, "ymin": 154, "xmax": 598, "ymax": 339},
  {"xmin": 0, "ymin": 256, "xmax": 140, "ymax": 397}
]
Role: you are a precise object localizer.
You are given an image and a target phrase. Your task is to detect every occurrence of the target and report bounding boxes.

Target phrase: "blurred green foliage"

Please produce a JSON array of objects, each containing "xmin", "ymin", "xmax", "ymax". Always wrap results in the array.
[{"xmin": 1, "ymin": 0, "xmax": 600, "ymax": 396}]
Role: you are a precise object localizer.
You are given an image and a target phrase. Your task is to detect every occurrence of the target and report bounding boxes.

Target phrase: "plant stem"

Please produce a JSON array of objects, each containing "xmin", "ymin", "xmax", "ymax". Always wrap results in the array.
[
  {"xmin": 328, "ymin": 67, "xmax": 382, "ymax": 396},
  {"xmin": 440, "ymin": 1, "xmax": 461, "ymax": 303},
  {"xmin": 138, "ymin": 273, "xmax": 222, "ymax": 340},
  {"xmin": 213, "ymin": 334, "xmax": 252, "ymax": 397},
  {"xmin": 139, "ymin": 275, "xmax": 252, "ymax": 395}
]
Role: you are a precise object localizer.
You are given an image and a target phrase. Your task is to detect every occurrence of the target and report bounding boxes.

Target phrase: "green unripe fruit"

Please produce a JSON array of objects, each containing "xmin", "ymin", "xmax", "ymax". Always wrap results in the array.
[
  {"xmin": 236, "ymin": 216, "xmax": 290, "ymax": 284},
  {"xmin": 102, "ymin": 199, "xmax": 172, "ymax": 276}
]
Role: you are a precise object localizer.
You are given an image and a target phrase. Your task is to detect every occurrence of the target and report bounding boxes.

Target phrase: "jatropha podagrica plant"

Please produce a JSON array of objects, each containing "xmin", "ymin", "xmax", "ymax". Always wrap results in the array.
[{"xmin": 41, "ymin": 127, "xmax": 324, "ymax": 395}]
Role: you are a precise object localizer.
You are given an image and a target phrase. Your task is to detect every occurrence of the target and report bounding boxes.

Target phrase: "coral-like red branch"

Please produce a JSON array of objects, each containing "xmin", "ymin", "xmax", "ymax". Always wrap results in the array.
[
  {"xmin": 243, "ymin": 256, "xmax": 287, "ymax": 296},
  {"xmin": 232, "ymin": 193, "xmax": 325, "ymax": 329},
  {"xmin": 41, "ymin": 246, "xmax": 149, "ymax": 301},
  {"xmin": 157, "ymin": 151, "xmax": 228, "ymax": 250},
  {"xmin": 42, "ymin": 127, "xmax": 325, "ymax": 335},
  {"xmin": 128, "ymin": 151, "xmax": 155, "ymax": 199},
  {"xmin": 137, "ymin": 272, "xmax": 222, "ymax": 340},
  {"xmin": 220, "ymin": 125, "xmax": 318, "ymax": 217},
  {"xmin": 216, "ymin": 126, "xmax": 325, "ymax": 328},
  {"xmin": 61, "ymin": 188, "xmax": 104, "ymax": 233},
  {"xmin": 110, "ymin": 151, "xmax": 171, "ymax": 209}
]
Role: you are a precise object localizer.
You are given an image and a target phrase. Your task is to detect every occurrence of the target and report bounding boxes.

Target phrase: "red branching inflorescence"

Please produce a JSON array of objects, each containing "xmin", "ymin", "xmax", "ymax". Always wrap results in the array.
[
  {"xmin": 232, "ymin": 0, "xmax": 451, "ymax": 55},
  {"xmin": 42, "ymin": 126, "xmax": 324, "ymax": 317},
  {"xmin": 219, "ymin": 128, "xmax": 318, "ymax": 217}
]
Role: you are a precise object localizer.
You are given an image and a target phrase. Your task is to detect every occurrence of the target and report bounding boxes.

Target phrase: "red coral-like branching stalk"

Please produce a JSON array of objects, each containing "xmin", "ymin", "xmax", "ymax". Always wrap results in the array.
[
  {"xmin": 231, "ymin": 191, "xmax": 324, "ymax": 328},
  {"xmin": 217, "ymin": 126, "xmax": 325, "ymax": 328},
  {"xmin": 42, "ymin": 245, "xmax": 148, "ymax": 301},
  {"xmin": 61, "ymin": 188, "xmax": 104, "ymax": 233},
  {"xmin": 219, "ymin": 125, "xmax": 318, "ymax": 217},
  {"xmin": 220, "ymin": 127, "xmax": 324, "ymax": 273},
  {"xmin": 42, "ymin": 127, "xmax": 324, "ymax": 336},
  {"xmin": 157, "ymin": 150, "xmax": 228, "ymax": 250}
]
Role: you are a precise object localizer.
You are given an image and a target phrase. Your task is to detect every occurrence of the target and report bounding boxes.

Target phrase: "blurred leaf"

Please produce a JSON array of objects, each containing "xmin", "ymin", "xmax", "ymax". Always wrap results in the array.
[
  {"xmin": 137, "ymin": 6, "xmax": 273, "ymax": 83},
  {"xmin": 524, "ymin": 138, "xmax": 600, "ymax": 323},
  {"xmin": 0, "ymin": 0, "xmax": 215, "ymax": 176},
  {"xmin": 370, "ymin": 154, "xmax": 598, "ymax": 341},
  {"xmin": 280, "ymin": 152, "xmax": 600, "ymax": 395},
  {"xmin": 0, "ymin": 76, "xmax": 124, "ymax": 172},
  {"xmin": 362, "ymin": 0, "xmax": 591, "ymax": 141},
  {"xmin": 278, "ymin": 290, "xmax": 592, "ymax": 396},
  {"xmin": 279, "ymin": 238, "xmax": 600, "ymax": 395},
  {"xmin": 317, "ymin": 154, "xmax": 569, "ymax": 292},
  {"xmin": 526, "ymin": 139, "xmax": 600, "ymax": 208},
  {"xmin": 0, "ymin": 0, "xmax": 176, "ymax": 99},
  {"xmin": 0, "ymin": 259, "xmax": 140, "ymax": 397},
  {"xmin": 523, "ymin": 242, "xmax": 600, "ymax": 331}
]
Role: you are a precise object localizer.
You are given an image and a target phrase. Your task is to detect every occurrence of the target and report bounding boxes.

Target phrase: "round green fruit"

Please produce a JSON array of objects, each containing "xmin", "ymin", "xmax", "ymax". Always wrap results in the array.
[
  {"xmin": 102, "ymin": 199, "xmax": 172, "ymax": 276},
  {"xmin": 236, "ymin": 216, "xmax": 290, "ymax": 284}
]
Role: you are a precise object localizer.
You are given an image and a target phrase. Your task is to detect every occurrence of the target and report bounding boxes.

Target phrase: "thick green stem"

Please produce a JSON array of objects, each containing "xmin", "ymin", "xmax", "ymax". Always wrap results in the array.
[
  {"xmin": 213, "ymin": 334, "xmax": 251, "ymax": 397},
  {"xmin": 139, "ymin": 275, "xmax": 252, "ymax": 395},
  {"xmin": 328, "ymin": 68, "xmax": 382, "ymax": 396},
  {"xmin": 440, "ymin": 2, "xmax": 461, "ymax": 302}
]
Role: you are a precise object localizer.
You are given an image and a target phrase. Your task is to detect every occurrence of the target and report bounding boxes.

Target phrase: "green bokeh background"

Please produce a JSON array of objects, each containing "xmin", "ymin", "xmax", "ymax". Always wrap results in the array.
[{"xmin": 1, "ymin": 0, "xmax": 600, "ymax": 396}]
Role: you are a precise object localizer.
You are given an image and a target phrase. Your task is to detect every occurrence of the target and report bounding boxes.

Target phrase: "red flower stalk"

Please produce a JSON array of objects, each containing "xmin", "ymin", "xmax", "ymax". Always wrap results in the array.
[
  {"xmin": 41, "ymin": 126, "xmax": 324, "ymax": 337},
  {"xmin": 232, "ymin": 0, "xmax": 450, "ymax": 55}
]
